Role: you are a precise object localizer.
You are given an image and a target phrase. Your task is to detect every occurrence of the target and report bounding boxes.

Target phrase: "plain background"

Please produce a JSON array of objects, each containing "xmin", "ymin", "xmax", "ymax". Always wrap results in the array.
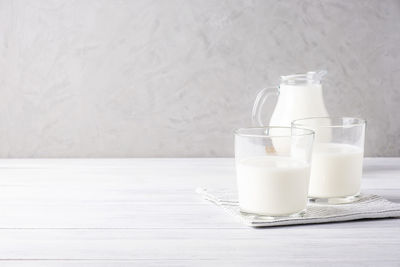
[{"xmin": 0, "ymin": 0, "xmax": 399, "ymax": 157}]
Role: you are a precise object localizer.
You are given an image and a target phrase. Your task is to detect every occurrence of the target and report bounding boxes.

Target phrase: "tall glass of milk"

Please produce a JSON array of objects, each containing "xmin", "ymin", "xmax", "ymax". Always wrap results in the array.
[
  {"xmin": 292, "ymin": 117, "xmax": 366, "ymax": 204},
  {"xmin": 235, "ymin": 127, "xmax": 314, "ymax": 217}
]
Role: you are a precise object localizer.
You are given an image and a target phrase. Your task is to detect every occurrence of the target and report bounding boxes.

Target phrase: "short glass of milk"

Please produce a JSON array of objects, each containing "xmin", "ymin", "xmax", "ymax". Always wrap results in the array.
[
  {"xmin": 292, "ymin": 117, "xmax": 366, "ymax": 204},
  {"xmin": 235, "ymin": 127, "xmax": 314, "ymax": 217}
]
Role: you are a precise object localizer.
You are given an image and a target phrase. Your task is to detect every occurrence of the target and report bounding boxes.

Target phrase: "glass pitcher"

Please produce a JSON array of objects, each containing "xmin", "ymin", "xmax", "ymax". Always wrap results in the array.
[{"xmin": 252, "ymin": 71, "xmax": 329, "ymax": 127}]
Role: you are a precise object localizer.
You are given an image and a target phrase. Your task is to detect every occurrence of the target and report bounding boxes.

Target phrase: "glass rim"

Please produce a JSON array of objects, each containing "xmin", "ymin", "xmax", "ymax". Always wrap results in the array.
[
  {"xmin": 234, "ymin": 126, "xmax": 315, "ymax": 138},
  {"xmin": 292, "ymin": 117, "xmax": 366, "ymax": 128}
]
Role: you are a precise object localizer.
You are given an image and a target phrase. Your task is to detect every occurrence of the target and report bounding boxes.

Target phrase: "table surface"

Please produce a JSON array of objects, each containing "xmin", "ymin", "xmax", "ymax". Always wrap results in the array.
[{"xmin": 0, "ymin": 158, "xmax": 399, "ymax": 266}]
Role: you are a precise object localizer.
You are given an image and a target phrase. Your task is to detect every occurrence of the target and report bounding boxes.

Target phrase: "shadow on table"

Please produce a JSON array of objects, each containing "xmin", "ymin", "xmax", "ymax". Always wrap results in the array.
[
  {"xmin": 363, "ymin": 165, "xmax": 400, "ymax": 173},
  {"xmin": 252, "ymin": 217, "xmax": 400, "ymax": 229}
]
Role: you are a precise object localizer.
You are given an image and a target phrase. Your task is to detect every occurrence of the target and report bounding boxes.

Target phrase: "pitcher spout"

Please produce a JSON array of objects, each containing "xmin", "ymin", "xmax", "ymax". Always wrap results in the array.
[{"xmin": 308, "ymin": 70, "xmax": 327, "ymax": 83}]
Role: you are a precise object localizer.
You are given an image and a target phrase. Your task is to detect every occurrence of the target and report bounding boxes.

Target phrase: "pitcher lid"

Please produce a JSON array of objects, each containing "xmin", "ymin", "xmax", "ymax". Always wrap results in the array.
[{"xmin": 280, "ymin": 70, "xmax": 327, "ymax": 85}]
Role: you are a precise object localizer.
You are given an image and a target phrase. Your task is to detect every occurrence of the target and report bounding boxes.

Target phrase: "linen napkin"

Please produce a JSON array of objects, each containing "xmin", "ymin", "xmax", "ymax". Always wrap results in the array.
[{"xmin": 196, "ymin": 187, "xmax": 400, "ymax": 227}]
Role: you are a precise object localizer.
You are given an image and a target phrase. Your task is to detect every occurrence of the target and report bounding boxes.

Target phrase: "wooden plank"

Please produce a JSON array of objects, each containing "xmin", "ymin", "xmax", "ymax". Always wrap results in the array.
[
  {"xmin": 1, "ymin": 259, "xmax": 399, "ymax": 267},
  {"xmin": 0, "ymin": 202, "xmax": 244, "ymax": 229},
  {"xmin": 0, "ymin": 228, "xmax": 399, "ymax": 261}
]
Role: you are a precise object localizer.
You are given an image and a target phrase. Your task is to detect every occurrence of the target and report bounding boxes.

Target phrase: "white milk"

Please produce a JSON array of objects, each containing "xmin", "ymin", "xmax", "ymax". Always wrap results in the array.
[
  {"xmin": 236, "ymin": 156, "xmax": 310, "ymax": 216},
  {"xmin": 270, "ymin": 83, "xmax": 329, "ymax": 128},
  {"xmin": 309, "ymin": 143, "xmax": 363, "ymax": 198},
  {"xmin": 269, "ymin": 83, "xmax": 330, "ymax": 153}
]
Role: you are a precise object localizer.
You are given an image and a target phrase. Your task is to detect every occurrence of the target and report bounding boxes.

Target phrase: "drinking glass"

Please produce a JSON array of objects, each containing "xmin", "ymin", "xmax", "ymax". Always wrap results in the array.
[
  {"xmin": 292, "ymin": 117, "xmax": 366, "ymax": 204},
  {"xmin": 234, "ymin": 127, "xmax": 314, "ymax": 217}
]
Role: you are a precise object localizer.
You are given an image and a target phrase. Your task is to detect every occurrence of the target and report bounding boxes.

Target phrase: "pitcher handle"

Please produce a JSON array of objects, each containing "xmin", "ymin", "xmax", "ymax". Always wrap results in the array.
[{"xmin": 251, "ymin": 87, "xmax": 279, "ymax": 126}]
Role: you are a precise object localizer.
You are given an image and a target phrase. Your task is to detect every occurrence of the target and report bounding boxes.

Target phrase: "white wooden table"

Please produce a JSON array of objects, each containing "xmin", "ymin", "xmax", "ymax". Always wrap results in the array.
[{"xmin": 0, "ymin": 158, "xmax": 399, "ymax": 266}]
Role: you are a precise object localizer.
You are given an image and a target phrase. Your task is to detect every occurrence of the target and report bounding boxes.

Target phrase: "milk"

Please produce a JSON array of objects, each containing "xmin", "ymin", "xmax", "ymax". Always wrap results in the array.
[
  {"xmin": 269, "ymin": 84, "xmax": 330, "ymax": 153},
  {"xmin": 270, "ymin": 83, "xmax": 329, "ymax": 128},
  {"xmin": 236, "ymin": 156, "xmax": 310, "ymax": 216},
  {"xmin": 309, "ymin": 143, "xmax": 363, "ymax": 198}
]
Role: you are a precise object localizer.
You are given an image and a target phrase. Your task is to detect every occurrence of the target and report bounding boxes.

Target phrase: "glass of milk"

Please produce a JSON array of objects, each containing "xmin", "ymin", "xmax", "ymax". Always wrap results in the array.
[
  {"xmin": 234, "ymin": 127, "xmax": 314, "ymax": 217},
  {"xmin": 292, "ymin": 117, "xmax": 366, "ymax": 204}
]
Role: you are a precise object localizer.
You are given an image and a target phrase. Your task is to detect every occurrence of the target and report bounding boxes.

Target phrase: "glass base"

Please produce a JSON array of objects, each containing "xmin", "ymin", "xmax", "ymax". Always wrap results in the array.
[
  {"xmin": 308, "ymin": 193, "xmax": 361, "ymax": 205},
  {"xmin": 239, "ymin": 209, "xmax": 306, "ymax": 221}
]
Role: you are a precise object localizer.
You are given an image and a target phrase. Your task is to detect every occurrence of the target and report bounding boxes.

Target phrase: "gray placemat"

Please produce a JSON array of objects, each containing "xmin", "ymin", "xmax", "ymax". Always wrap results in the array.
[{"xmin": 196, "ymin": 187, "xmax": 400, "ymax": 227}]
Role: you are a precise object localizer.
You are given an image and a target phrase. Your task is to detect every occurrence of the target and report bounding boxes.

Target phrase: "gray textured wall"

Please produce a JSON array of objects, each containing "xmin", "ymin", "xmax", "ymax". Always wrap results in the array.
[{"xmin": 0, "ymin": 0, "xmax": 399, "ymax": 157}]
